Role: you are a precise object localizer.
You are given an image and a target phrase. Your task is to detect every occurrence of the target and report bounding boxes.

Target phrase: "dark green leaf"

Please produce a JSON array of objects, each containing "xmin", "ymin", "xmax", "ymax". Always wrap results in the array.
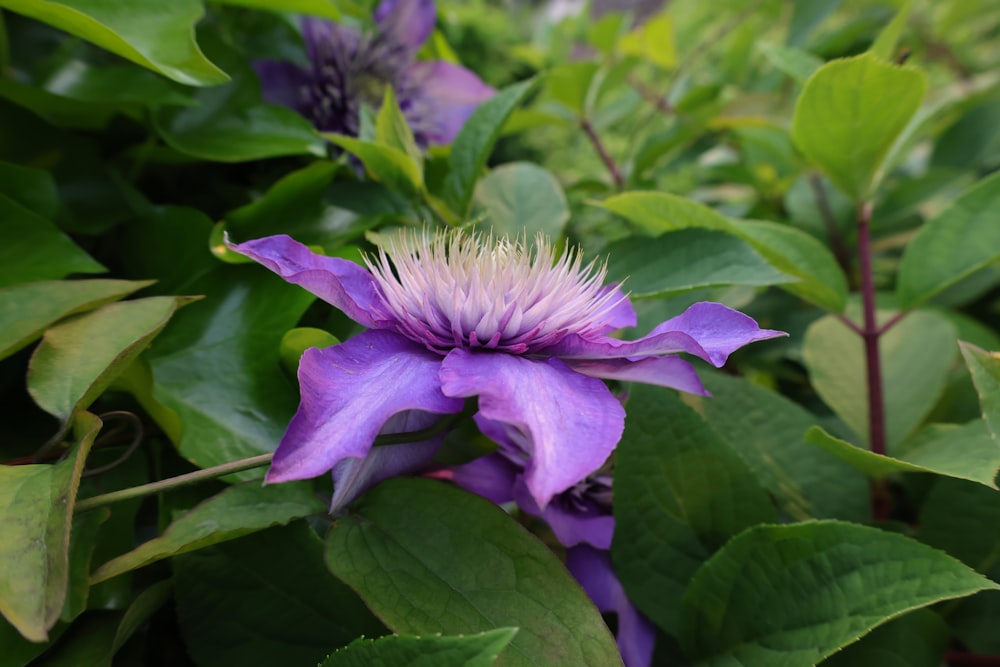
[
  {"xmin": 0, "ymin": 279, "xmax": 153, "ymax": 361},
  {"xmin": 0, "ymin": 161, "xmax": 58, "ymax": 218},
  {"xmin": 612, "ymin": 385, "xmax": 777, "ymax": 633},
  {"xmin": 443, "ymin": 78, "xmax": 538, "ymax": 217},
  {"xmin": 90, "ymin": 481, "xmax": 326, "ymax": 584},
  {"xmin": 321, "ymin": 629, "xmax": 517, "ymax": 667},
  {"xmin": 819, "ymin": 609, "xmax": 949, "ymax": 667},
  {"xmin": 325, "ymin": 478, "xmax": 623, "ymax": 667},
  {"xmin": 678, "ymin": 520, "xmax": 1000, "ymax": 666},
  {"xmin": 0, "ymin": 412, "xmax": 100, "ymax": 642},
  {"xmin": 473, "ymin": 162, "xmax": 569, "ymax": 240}
]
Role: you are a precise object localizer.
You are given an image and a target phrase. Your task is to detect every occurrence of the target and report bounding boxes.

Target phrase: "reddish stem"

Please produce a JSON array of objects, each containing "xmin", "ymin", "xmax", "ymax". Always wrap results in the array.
[
  {"xmin": 580, "ymin": 117, "xmax": 625, "ymax": 191},
  {"xmin": 947, "ymin": 652, "xmax": 1000, "ymax": 666}
]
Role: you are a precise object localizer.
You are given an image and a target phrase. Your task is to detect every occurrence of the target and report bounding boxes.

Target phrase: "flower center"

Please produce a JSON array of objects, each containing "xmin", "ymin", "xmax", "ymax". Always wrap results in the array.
[{"xmin": 365, "ymin": 231, "xmax": 627, "ymax": 354}]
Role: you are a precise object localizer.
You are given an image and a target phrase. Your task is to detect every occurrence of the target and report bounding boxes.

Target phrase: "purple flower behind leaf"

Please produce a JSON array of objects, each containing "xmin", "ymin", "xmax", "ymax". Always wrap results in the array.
[
  {"xmin": 228, "ymin": 230, "xmax": 784, "ymax": 513},
  {"xmin": 254, "ymin": 0, "xmax": 494, "ymax": 146}
]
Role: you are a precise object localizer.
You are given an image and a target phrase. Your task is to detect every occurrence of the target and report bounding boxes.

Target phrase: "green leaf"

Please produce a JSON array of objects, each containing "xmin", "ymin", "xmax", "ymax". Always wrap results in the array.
[
  {"xmin": 327, "ymin": 134, "xmax": 424, "ymax": 199},
  {"xmin": 791, "ymin": 53, "xmax": 926, "ymax": 200},
  {"xmin": 805, "ymin": 423, "xmax": 1000, "ymax": 489},
  {"xmin": 601, "ymin": 192, "xmax": 848, "ymax": 311},
  {"xmin": 0, "ymin": 194, "xmax": 105, "ymax": 288},
  {"xmin": 443, "ymin": 78, "xmax": 538, "ymax": 217},
  {"xmin": 279, "ymin": 327, "xmax": 339, "ymax": 376},
  {"xmin": 677, "ymin": 520, "xmax": 1000, "ymax": 667},
  {"xmin": 920, "ymin": 477, "xmax": 1000, "ymax": 574},
  {"xmin": 0, "ymin": 161, "xmax": 58, "ymax": 219},
  {"xmin": 324, "ymin": 478, "xmax": 623, "ymax": 667},
  {"xmin": 696, "ymin": 373, "xmax": 869, "ymax": 522},
  {"xmin": 0, "ymin": 0, "xmax": 228, "ymax": 86},
  {"xmin": 210, "ymin": 0, "xmax": 340, "ymax": 19},
  {"xmin": 802, "ymin": 310, "xmax": 957, "ymax": 446},
  {"xmin": 174, "ymin": 523, "xmax": 385, "ymax": 667},
  {"xmin": 61, "ymin": 509, "xmax": 108, "ymax": 622},
  {"xmin": 27, "ymin": 296, "xmax": 190, "ymax": 426},
  {"xmin": 897, "ymin": 172, "xmax": 1000, "ymax": 308},
  {"xmin": 0, "ymin": 279, "xmax": 153, "ymax": 361},
  {"xmin": 321, "ymin": 629, "xmax": 517, "ymax": 667},
  {"xmin": 616, "ymin": 11, "xmax": 676, "ymax": 69},
  {"xmin": 819, "ymin": 609, "xmax": 949, "ymax": 667},
  {"xmin": 960, "ymin": 341, "xmax": 1000, "ymax": 443},
  {"xmin": 0, "ymin": 412, "xmax": 100, "ymax": 642},
  {"xmin": 376, "ymin": 87, "xmax": 423, "ymax": 169},
  {"xmin": 604, "ymin": 228, "xmax": 795, "ymax": 298},
  {"xmin": 758, "ymin": 43, "xmax": 823, "ymax": 84},
  {"xmin": 869, "ymin": 0, "xmax": 911, "ymax": 62},
  {"xmin": 612, "ymin": 385, "xmax": 777, "ymax": 633},
  {"xmin": 89, "ymin": 481, "xmax": 326, "ymax": 584},
  {"xmin": 472, "ymin": 163, "xmax": 569, "ymax": 240},
  {"xmin": 542, "ymin": 63, "xmax": 598, "ymax": 116}
]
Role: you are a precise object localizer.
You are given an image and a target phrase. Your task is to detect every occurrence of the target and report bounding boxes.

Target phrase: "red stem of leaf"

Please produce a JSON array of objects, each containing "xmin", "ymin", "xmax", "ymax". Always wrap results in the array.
[{"xmin": 581, "ymin": 117, "xmax": 625, "ymax": 191}]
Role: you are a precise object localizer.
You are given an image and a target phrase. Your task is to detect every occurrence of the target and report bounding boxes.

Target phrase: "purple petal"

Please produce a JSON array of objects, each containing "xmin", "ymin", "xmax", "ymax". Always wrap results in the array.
[
  {"xmin": 253, "ymin": 61, "xmax": 310, "ymax": 111},
  {"xmin": 227, "ymin": 234, "xmax": 384, "ymax": 329},
  {"xmin": 374, "ymin": 0, "xmax": 436, "ymax": 53},
  {"xmin": 406, "ymin": 61, "xmax": 495, "ymax": 145},
  {"xmin": 266, "ymin": 330, "xmax": 463, "ymax": 483},
  {"xmin": 566, "ymin": 357, "xmax": 708, "ymax": 396},
  {"xmin": 567, "ymin": 545, "xmax": 656, "ymax": 667},
  {"xmin": 594, "ymin": 285, "xmax": 637, "ymax": 334},
  {"xmin": 512, "ymin": 481, "xmax": 615, "ymax": 549},
  {"xmin": 329, "ymin": 411, "xmax": 443, "ymax": 513},
  {"xmin": 546, "ymin": 302, "xmax": 785, "ymax": 367},
  {"xmin": 446, "ymin": 453, "xmax": 519, "ymax": 505},
  {"xmin": 438, "ymin": 350, "xmax": 625, "ymax": 508}
]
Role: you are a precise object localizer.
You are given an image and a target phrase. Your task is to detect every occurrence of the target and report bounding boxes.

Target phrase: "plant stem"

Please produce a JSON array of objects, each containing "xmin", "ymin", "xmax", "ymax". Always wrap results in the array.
[
  {"xmin": 808, "ymin": 174, "xmax": 854, "ymax": 285},
  {"xmin": 946, "ymin": 652, "xmax": 1000, "ymax": 666},
  {"xmin": 581, "ymin": 116, "xmax": 625, "ymax": 191},
  {"xmin": 857, "ymin": 200, "xmax": 890, "ymax": 520}
]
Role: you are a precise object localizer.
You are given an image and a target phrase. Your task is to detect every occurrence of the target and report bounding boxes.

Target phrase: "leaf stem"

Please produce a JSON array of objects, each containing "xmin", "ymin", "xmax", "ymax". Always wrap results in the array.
[
  {"xmin": 857, "ymin": 200, "xmax": 890, "ymax": 520},
  {"xmin": 581, "ymin": 117, "xmax": 624, "ymax": 191}
]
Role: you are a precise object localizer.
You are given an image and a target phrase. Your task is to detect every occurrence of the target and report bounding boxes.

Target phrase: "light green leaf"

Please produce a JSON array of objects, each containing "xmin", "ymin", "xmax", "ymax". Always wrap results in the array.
[
  {"xmin": 960, "ymin": 341, "xmax": 1000, "ymax": 443},
  {"xmin": 678, "ymin": 520, "xmax": 1000, "ymax": 667},
  {"xmin": 612, "ymin": 385, "xmax": 777, "ymax": 633},
  {"xmin": 870, "ymin": 0, "xmax": 911, "ymax": 62},
  {"xmin": 0, "ymin": 279, "xmax": 153, "ymax": 361},
  {"xmin": 758, "ymin": 43, "xmax": 823, "ymax": 83},
  {"xmin": 0, "ymin": 194, "xmax": 105, "ymax": 288},
  {"xmin": 0, "ymin": 412, "xmax": 100, "ymax": 642},
  {"xmin": 472, "ymin": 162, "xmax": 569, "ymax": 240},
  {"xmin": 376, "ymin": 87, "xmax": 422, "ymax": 169},
  {"xmin": 897, "ymin": 172, "xmax": 1000, "ymax": 308},
  {"xmin": 604, "ymin": 228, "xmax": 795, "ymax": 298},
  {"xmin": 327, "ymin": 134, "xmax": 424, "ymax": 198},
  {"xmin": 324, "ymin": 478, "xmax": 623, "ymax": 667},
  {"xmin": 279, "ymin": 327, "xmax": 340, "ymax": 376},
  {"xmin": 209, "ymin": 0, "xmax": 340, "ymax": 19},
  {"xmin": 791, "ymin": 53, "xmax": 926, "ymax": 200},
  {"xmin": 617, "ymin": 11, "xmax": 676, "ymax": 69},
  {"xmin": 27, "ymin": 296, "xmax": 190, "ymax": 426},
  {"xmin": 89, "ymin": 481, "xmax": 326, "ymax": 584},
  {"xmin": 443, "ymin": 78, "xmax": 538, "ymax": 217},
  {"xmin": 802, "ymin": 310, "xmax": 957, "ymax": 446},
  {"xmin": 805, "ymin": 423, "xmax": 1000, "ymax": 489},
  {"xmin": 601, "ymin": 192, "xmax": 848, "ymax": 310},
  {"xmin": 0, "ymin": 0, "xmax": 228, "ymax": 86},
  {"xmin": 321, "ymin": 629, "xmax": 517, "ymax": 667}
]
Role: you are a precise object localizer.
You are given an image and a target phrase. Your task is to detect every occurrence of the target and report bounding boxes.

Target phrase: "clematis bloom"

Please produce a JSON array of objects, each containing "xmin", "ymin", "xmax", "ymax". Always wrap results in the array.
[
  {"xmin": 229, "ymin": 230, "xmax": 783, "ymax": 511},
  {"xmin": 255, "ymin": 0, "xmax": 494, "ymax": 146}
]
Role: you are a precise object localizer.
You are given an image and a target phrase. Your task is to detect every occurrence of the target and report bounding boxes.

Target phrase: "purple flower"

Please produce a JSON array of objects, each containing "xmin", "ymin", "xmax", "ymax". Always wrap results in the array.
[
  {"xmin": 254, "ymin": 0, "xmax": 494, "ymax": 146},
  {"xmin": 228, "ymin": 230, "xmax": 784, "ymax": 511},
  {"xmin": 445, "ymin": 451, "xmax": 656, "ymax": 667}
]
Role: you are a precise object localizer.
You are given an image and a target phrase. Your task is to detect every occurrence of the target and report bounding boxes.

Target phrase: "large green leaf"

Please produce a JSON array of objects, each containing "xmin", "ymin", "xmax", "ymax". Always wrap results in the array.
[
  {"xmin": 696, "ymin": 373, "xmax": 868, "ymax": 522},
  {"xmin": 898, "ymin": 172, "xmax": 1000, "ymax": 308},
  {"xmin": 601, "ymin": 192, "xmax": 848, "ymax": 311},
  {"xmin": 473, "ymin": 163, "xmax": 569, "ymax": 240},
  {"xmin": 677, "ymin": 521, "xmax": 1000, "ymax": 667},
  {"xmin": 27, "ymin": 296, "xmax": 190, "ymax": 426},
  {"xmin": 802, "ymin": 310, "xmax": 957, "ymax": 446},
  {"xmin": 327, "ymin": 134, "xmax": 424, "ymax": 198},
  {"xmin": 604, "ymin": 228, "xmax": 794, "ymax": 298},
  {"xmin": 443, "ymin": 78, "xmax": 538, "ymax": 217},
  {"xmin": 321, "ymin": 629, "xmax": 517, "ymax": 667},
  {"xmin": 920, "ymin": 478, "xmax": 1000, "ymax": 574},
  {"xmin": 89, "ymin": 481, "xmax": 326, "ymax": 584},
  {"xmin": 0, "ymin": 194, "xmax": 105, "ymax": 288},
  {"xmin": 0, "ymin": 161, "xmax": 58, "ymax": 219},
  {"xmin": 791, "ymin": 53, "xmax": 926, "ymax": 200},
  {"xmin": 960, "ymin": 341, "xmax": 1000, "ymax": 443},
  {"xmin": 174, "ymin": 523, "xmax": 385, "ymax": 667},
  {"xmin": 324, "ymin": 478, "xmax": 623, "ymax": 667},
  {"xmin": 612, "ymin": 385, "xmax": 777, "ymax": 633},
  {"xmin": 805, "ymin": 423, "xmax": 1000, "ymax": 489},
  {"xmin": 0, "ymin": 412, "xmax": 100, "ymax": 642},
  {"xmin": 0, "ymin": 279, "xmax": 152, "ymax": 361},
  {"xmin": 0, "ymin": 0, "xmax": 227, "ymax": 86},
  {"xmin": 819, "ymin": 609, "xmax": 949, "ymax": 667}
]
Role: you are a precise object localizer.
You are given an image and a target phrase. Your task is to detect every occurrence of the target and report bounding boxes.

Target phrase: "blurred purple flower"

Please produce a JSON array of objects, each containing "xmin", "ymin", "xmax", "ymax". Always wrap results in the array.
[
  {"xmin": 254, "ymin": 0, "xmax": 494, "ymax": 146},
  {"xmin": 228, "ymin": 231, "xmax": 783, "ymax": 511},
  {"xmin": 445, "ymin": 449, "xmax": 655, "ymax": 667}
]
